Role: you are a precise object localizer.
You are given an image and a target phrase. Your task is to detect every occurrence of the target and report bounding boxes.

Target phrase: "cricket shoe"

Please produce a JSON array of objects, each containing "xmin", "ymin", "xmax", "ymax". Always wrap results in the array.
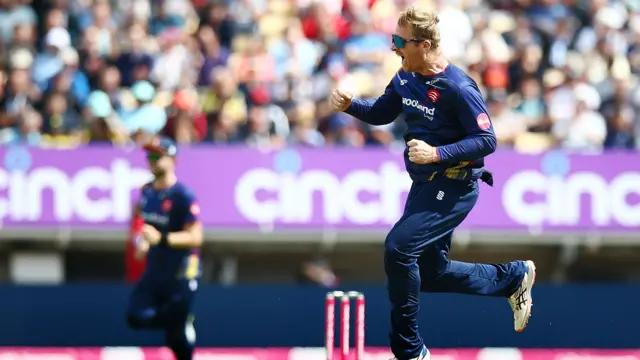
[
  {"xmin": 508, "ymin": 260, "xmax": 536, "ymax": 332},
  {"xmin": 390, "ymin": 346, "xmax": 430, "ymax": 360}
]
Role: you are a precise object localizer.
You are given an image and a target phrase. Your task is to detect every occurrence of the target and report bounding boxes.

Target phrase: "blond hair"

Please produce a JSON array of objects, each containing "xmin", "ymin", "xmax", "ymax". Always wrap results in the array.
[{"xmin": 397, "ymin": 5, "xmax": 441, "ymax": 50}]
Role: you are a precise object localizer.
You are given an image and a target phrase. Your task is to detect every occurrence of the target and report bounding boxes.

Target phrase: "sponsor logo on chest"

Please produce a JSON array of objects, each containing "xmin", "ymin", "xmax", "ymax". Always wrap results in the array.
[
  {"xmin": 141, "ymin": 211, "xmax": 170, "ymax": 225},
  {"xmin": 402, "ymin": 97, "xmax": 435, "ymax": 120}
]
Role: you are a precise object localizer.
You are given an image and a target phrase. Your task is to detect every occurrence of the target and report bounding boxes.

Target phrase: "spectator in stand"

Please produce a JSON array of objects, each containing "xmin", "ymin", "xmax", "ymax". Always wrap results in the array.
[
  {"xmin": 41, "ymin": 90, "xmax": 84, "ymax": 146},
  {"xmin": 85, "ymin": 89, "xmax": 128, "ymax": 144},
  {"xmin": 200, "ymin": 66, "xmax": 247, "ymax": 142},
  {"xmin": 487, "ymin": 90, "xmax": 529, "ymax": 147},
  {"xmin": 150, "ymin": 27, "xmax": 196, "ymax": 91},
  {"xmin": 47, "ymin": 47, "xmax": 91, "ymax": 109},
  {"xmin": 196, "ymin": 24, "xmax": 229, "ymax": 86},
  {"xmin": 32, "ymin": 26, "xmax": 71, "ymax": 91},
  {"xmin": 552, "ymin": 94, "xmax": 607, "ymax": 151},
  {"xmin": 200, "ymin": 1, "xmax": 235, "ymax": 49},
  {"xmin": 0, "ymin": 0, "xmax": 37, "ymax": 46},
  {"xmin": 163, "ymin": 87, "xmax": 208, "ymax": 143},
  {"xmin": 114, "ymin": 21, "xmax": 154, "ymax": 87},
  {"xmin": 0, "ymin": 49, "xmax": 41, "ymax": 145},
  {"xmin": 121, "ymin": 80, "xmax": 167, "ymax": 134}
]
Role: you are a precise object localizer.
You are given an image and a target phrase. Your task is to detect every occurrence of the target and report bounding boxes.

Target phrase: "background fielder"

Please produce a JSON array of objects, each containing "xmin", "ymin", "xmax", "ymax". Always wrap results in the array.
[{"xmin": 126, "ymin": 136, "xmax": 203, "ymax": 360}]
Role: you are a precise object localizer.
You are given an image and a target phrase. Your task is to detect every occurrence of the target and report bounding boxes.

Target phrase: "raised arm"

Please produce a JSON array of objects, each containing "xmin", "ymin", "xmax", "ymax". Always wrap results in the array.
[{"xmin": 330, "ymin": 80, "xmax": 403, "ymax": 126}]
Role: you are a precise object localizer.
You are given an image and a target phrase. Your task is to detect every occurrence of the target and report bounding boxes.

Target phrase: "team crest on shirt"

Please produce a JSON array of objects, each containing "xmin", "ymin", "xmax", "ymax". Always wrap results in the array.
[
  {"xmin": 476, "ymin": 113, "xmax": 491, "ymax": 130},
  {"xmin": 162, "ymin": 199, "xmax": 173, "ymax": 212},
  {"xmin": 427, "ymin": 89, "xmax": 440, "ymax": 102}
]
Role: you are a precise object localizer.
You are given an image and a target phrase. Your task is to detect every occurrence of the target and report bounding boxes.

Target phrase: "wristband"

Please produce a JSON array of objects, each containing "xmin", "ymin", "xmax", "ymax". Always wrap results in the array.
[{"xmin": 160, "ymin": 232, "xmax": 169, "ymax": 245}]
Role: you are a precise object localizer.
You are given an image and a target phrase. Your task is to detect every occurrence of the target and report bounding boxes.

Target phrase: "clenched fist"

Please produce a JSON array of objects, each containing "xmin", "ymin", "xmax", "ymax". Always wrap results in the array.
[
  {"xmin": 330, "ymin": 88, "xmax": 353, "ymax": 112},
  {"xmin": 407, "ymin": 139, "xmax": 439, "ymax": 164},
  {"xmin": 142, "ymin": 224, "xmax": 161, "ymax": 245}
]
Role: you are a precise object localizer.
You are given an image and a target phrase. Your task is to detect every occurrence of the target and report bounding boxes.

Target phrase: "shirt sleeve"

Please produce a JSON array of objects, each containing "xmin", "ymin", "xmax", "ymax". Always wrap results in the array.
[
  {"xmin": 181, "ymin": 189, "xmax": 200, "ymax": 226},
  {"xmin": 344, "ymin": 79, "xmax": 402, "ymax": 126},
  {"xmin": 436, "ymin": 84, "xmax": 497, "ymax": 163}
]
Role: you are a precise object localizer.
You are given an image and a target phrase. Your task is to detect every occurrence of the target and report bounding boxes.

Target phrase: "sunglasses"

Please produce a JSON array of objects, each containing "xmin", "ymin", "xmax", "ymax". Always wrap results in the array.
[
  {"xmin": 146, "ymin": 153, "xmax": 163, "ymax": 161},
  {"xmin": 392, "ymin": 34, "xmax": 426, "ymax": 49}
]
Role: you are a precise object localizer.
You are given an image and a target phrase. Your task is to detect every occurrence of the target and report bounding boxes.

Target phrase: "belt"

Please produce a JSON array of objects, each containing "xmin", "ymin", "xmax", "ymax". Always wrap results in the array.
[{"xmin": 413, "ymin": 168, "xmax": 494, "ymax": 186}]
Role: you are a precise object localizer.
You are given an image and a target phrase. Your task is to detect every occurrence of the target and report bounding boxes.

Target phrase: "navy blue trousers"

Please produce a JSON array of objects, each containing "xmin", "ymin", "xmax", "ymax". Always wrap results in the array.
[
  {"xmin": 127, "ymin": 276, "xmax": 197, "ymax": 360},
  {"xmin": 385, "ymin": 178, "xmax": 526, "ymax": 360}
]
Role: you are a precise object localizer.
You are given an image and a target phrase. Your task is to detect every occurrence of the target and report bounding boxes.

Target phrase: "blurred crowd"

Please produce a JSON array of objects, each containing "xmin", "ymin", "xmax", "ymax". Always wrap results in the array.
[{"xmin": 1, "ymin": 0, "xmax": 640, "ymax": 152}]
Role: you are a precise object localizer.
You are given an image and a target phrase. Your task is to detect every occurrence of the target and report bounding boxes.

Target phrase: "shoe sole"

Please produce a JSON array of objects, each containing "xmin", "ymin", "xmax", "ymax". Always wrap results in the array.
[{"xmin": 515, "ymin": 260, "xmax": 536, "ymax": 333}]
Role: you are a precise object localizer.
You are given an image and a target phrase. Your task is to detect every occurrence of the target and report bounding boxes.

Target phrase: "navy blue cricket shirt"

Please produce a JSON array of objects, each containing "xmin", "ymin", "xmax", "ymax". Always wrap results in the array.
[
  {"xmin": 138, "ymin": 181, "xmax": 201, "ymax": 280},
  {"xmin": 345, "ymin": 63, "xmax": 497, "ymax": 182}
]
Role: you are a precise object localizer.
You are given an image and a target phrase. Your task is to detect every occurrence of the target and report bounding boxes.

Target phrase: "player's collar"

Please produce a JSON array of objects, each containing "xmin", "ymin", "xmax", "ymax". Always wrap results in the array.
[{"xmin": 416, "ymin": 61, "xmax": 450, "ymax": 78}]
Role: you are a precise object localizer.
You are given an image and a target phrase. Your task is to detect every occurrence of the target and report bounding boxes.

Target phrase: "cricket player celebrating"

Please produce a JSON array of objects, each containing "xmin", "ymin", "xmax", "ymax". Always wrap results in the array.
[
  {"xmin": 126, "ymin": 136, "xmax": 203, "ymax": 360},
  {"xmin": 330, "ymin": 5, "xmax": 536, "ymax": 360}
]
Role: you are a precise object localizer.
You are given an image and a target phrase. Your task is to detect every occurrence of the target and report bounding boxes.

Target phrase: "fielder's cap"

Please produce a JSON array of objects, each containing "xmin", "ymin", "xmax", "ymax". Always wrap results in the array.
[{"xmin": 143, "ymin": 136, "xmax": 178, "ymax": 156}]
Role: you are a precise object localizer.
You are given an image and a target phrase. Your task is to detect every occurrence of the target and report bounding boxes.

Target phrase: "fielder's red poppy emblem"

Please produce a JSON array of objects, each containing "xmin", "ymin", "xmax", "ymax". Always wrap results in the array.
[
  {"xmin": 476, "ymin": 113, "xmax": 491, "ymax": 130},
  {"xmin": 162, "ymin": 199, "xmax": 173, "ymax": 212},
  {"xmin": 427, "ymin": 89, "xmax": 440, "ymax": 102}
]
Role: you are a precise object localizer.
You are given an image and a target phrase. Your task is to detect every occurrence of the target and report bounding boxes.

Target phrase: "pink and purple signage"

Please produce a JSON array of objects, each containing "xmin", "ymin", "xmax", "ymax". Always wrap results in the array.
[{"xmin": 0, "ymin": 146, "xmax": 638, "ymax": 232}]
